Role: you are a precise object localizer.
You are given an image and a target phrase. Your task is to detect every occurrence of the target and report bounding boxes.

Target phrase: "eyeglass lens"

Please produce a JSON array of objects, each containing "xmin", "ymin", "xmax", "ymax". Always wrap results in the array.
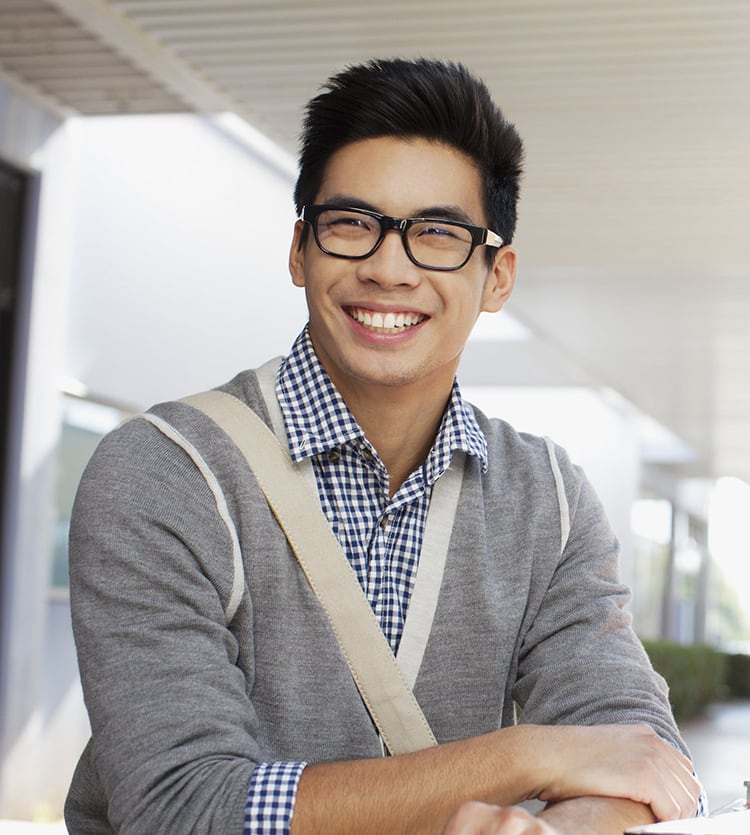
[{"xmin": 314, "ymin": 208, "xmax": 474, "ymax": 269}]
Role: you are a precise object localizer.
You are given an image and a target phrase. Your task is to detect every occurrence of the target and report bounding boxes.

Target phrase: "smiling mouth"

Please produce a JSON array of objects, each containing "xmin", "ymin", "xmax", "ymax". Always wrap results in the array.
[{"xmin": 346, "ymin": 306, "xmax": 427, "ymax": 334}]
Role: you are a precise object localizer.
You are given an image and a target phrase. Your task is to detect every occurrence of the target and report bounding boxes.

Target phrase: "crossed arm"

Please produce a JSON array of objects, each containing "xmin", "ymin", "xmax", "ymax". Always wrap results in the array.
[{"xmin": 291, "ymin": 723, "xmax": 700, "ymax": 835}]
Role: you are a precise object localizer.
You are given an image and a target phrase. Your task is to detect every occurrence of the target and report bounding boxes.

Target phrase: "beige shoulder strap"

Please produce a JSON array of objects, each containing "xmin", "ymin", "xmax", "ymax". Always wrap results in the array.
[{"xmin": 182, "ymin": 389, "xmax": 437, "ymax": 756}]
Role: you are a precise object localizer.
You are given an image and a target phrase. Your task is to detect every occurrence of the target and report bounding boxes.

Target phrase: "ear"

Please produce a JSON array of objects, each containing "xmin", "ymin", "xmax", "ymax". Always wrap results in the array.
[
  {"xmin": 480, "ymin": 246, "xmax": 517, "ymax": 313},
  {"xmin": 288, "ymin": 220, "xmax": 307, "ymax": 288}
]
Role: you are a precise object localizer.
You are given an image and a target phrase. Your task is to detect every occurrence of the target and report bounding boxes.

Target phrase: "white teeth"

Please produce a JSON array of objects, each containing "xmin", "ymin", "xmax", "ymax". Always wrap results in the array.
[{"xmin": 349, "ymin": 307, "xmax": 424, "ymax": 333}]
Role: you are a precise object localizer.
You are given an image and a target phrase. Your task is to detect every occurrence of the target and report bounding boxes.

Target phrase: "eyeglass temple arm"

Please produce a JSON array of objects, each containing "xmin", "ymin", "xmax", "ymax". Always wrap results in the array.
[{"xmin": 485, "ymin": 230, "xmax": 504, "ymax": 248}]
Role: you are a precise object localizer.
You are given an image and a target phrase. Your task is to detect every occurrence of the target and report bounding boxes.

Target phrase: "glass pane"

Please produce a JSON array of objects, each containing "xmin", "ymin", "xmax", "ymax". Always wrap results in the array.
[{"xmin": 52, "ymin": 396, "xmax": 130, "ymax": 592}]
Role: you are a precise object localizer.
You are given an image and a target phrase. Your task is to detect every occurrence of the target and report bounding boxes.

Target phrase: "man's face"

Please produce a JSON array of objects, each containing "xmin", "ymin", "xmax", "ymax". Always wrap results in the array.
[{"xmin": 289, "ymin": 136, "xmax": 516, "ymax": 404}]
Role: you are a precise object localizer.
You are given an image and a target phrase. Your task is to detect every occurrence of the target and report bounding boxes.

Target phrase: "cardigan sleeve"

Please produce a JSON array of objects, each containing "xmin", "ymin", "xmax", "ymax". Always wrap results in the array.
[
  {"xmin": 68, "ymin": 415, "xmax": 263, "ymax": 832},
  {"xmin": 511, "ymin": 442, "xmax": 687, "ymax": 753}
]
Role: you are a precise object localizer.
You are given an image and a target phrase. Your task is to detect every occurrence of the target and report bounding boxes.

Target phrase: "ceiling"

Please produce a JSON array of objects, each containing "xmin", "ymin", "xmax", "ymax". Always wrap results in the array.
[{"xmin": 1, "ymin": 0, "xmax": 749, "ymax": 489}]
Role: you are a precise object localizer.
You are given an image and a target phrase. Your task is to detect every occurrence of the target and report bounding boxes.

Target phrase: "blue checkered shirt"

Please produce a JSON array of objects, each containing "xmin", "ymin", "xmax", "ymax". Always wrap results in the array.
[{"xmin": 244, "ymin": 327, "xmax": 487, "ymax": 833}]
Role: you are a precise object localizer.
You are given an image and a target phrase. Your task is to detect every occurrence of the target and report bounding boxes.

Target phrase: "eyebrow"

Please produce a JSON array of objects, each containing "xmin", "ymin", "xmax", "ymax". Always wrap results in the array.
[
  {"xmin": 322, "ymin": 194, "xmax": 478, "ymax": 226},
  {"xmin": 417, "ymin": 205, "xmax": 476, "ymax": 225}
]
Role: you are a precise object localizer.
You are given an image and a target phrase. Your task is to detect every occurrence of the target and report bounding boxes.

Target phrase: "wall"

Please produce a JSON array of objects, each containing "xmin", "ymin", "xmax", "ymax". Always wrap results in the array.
[
  {"xmin": 63, "ymin": 113, "xmax": 307, "ymax": 411},
  {"xmin": 0, "ymin": 78, "xmax": 74, "ymax": 819}
]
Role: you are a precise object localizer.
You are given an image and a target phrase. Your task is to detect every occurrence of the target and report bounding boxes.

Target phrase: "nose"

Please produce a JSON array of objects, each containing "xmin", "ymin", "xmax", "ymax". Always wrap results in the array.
[{"xmin": 356, "ymin": 228, "xmax": 421, "ymax": 288}]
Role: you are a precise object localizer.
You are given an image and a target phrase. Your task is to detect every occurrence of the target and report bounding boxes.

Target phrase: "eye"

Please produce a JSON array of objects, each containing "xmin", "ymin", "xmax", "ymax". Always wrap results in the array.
[
  {"xmin": 421, "ymin": 224, "xmax": 454, "ymax": 237},
  {"xmin": 330, "ymin": 215, "xmax": 368, "ymax": 228},
  {"xmin": 321, "ymin": 210, "xmax": 378, "ymax": 235},
  {"xmin": 413, "ymin": 221, "xmax": 471, "ymax": 244}
]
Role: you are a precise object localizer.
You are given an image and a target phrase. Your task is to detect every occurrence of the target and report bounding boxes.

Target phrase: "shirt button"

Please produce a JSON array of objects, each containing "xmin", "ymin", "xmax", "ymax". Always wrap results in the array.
[
  {"xmin": 380, "ymin": 514, "xmax": 390, "ymax": 529},
  {"xmin": 362, "ymin": 448, "xmax": 374, "ymax": 462},
  {"xmin": 328, "ymin": 449, "xmax": 341, "ymax": 463}
]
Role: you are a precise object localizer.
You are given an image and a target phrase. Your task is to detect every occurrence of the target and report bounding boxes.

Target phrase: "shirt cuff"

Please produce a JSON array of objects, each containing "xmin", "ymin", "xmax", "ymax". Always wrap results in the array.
[
  {"xmin": 244, "ymin": 760, "xmax": 307, "ymax": 834},
  {"xmin": 696, "ymin": 784, "xmax": 708, "ymax": 817}
]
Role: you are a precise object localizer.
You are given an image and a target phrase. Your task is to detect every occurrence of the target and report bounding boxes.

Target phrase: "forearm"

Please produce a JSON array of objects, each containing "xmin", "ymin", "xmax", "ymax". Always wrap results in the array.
[
  {"xmin": 289, "ymin": 723, "xmax": 700, "ymax": 835},
  {"xmin": 538, "ymin": 796, "xmax": 655, "ymax": 835},
  {"xmin": 291, "ymin": 726, "xmax": 539, "ymax": 835}
]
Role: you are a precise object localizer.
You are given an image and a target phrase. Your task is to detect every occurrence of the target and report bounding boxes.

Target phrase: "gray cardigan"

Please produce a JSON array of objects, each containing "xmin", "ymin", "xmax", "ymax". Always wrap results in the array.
[{"xmin": 65, "ymin": 367, "xmax": 684, "ymax": 833}]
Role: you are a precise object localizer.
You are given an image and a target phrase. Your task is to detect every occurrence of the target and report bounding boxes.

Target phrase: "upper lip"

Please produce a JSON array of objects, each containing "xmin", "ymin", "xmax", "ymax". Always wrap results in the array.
[
  {"xmin": 344, "ymin": 303, "xmax": 428, "ymax": 316},
  {"xmin": 345, "ymin": 306, "xmax": 429, "ymax": 330}
]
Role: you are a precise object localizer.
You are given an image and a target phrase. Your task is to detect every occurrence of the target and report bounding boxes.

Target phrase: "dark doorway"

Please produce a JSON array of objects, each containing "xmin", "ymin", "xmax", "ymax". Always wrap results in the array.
[{"xmin": 0, "ymin": 157, "xmax": 30, "ymax": 634}]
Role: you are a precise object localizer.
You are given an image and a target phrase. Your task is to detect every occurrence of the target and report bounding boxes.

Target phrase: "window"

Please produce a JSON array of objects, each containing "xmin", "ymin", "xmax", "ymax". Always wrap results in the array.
[{"xmin": 51, "ymin": 395, "xmax": 131, "ymax": 594}]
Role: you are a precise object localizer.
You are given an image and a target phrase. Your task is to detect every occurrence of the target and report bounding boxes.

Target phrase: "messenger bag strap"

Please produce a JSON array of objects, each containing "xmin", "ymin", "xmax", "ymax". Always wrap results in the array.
[
  {"xmin": 253, "ymin": 356, "xmax": 464, "ymax": 692},
  {"xmin": 181, "ymin": 389, "xmax": 438, "ymax": 756}
]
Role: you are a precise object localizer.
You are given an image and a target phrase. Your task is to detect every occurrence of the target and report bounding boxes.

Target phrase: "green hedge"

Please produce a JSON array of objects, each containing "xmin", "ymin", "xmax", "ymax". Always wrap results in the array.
[
  {"xmin": 641, "ymin": 641, "xmax": 728, "ymax": 721},
  {"xmin": 726, "ymin": 652, "xmax": 750, "ymax": 699}
]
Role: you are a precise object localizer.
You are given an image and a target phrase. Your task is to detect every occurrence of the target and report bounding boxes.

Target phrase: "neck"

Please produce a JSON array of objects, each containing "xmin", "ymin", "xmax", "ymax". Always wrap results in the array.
[{"xmin": 339, "ymin": 379, "xmax": 452, "ymax": 497}]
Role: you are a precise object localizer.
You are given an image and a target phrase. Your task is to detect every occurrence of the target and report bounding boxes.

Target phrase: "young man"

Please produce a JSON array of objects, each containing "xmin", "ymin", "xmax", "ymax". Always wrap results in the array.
[{"xmin": 65, "ymin": 59, "xmax": 701, "ymax": 834}]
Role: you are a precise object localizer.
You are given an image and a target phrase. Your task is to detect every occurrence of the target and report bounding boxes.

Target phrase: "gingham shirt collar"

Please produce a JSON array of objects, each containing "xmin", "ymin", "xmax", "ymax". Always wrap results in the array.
[{"xmin": 276, "ymin": 327, "xmax": 488, "ymax": 479}]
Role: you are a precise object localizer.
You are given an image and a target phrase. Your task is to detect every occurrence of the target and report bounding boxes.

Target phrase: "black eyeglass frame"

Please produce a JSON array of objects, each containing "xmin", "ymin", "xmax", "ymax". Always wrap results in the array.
[{"xmin": 299, "ymin": 204, "xmax": 504, "ymax": 272}]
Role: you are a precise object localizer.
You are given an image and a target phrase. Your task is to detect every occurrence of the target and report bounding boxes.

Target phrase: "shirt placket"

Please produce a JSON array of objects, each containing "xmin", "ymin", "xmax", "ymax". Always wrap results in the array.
[
  {"xmin": 368, "ymin": 476, "xmax": 425, "ymax": 650},
  {"xmin": 368, "ymin": 501, "xmax": 404, "ymax": 648},
  {"xmin": 360, "ymin": 447, "xmax": 390, "ymax": 613}
]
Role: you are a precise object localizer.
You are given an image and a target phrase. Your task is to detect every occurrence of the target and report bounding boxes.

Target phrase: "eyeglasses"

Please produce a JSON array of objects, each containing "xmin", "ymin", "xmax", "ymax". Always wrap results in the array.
[{"xmin": 300, "ymin": 205, "xmax": 503, "ymax": 271}]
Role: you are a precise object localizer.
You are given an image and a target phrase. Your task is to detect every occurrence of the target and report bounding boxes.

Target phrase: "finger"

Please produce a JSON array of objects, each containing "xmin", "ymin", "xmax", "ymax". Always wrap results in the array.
[
  {"xmin": 442, "ymin": 802, "xmax": 556, "ymax": 834},
  {"xmin": 633, "ymin": 745, "xmax": 701, "ymax": 821},
  {"xmin": 669, "ymin": 770, "xmax": 701, "ymax": 819},
  {"xmin": 612, "ymin": 727, "xmax": 701, "ymax": 820},
  {"xmin": 654, "ymin": 769, "xmax": 702, "ymax": 821},
  {"xmin": 443, "ymin": 802, "xmax": 506, "ymax": 834},
  {"xmin": 649, "ymin": 742, "xmax": 702, "ymax": 819}
]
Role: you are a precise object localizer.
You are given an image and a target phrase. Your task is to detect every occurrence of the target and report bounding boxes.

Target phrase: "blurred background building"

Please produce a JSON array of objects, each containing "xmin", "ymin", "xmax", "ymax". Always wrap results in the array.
[{"xmin": 1, "ymin": 0, "xmax": 749, "ymax": 821}]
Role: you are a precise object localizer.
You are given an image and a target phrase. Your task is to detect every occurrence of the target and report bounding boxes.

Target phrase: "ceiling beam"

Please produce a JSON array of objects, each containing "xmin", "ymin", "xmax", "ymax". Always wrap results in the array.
[
  {"xmin": 43, "ymin": 0, "xmax": 296, "ymax": 174},
  {"xmin": 0, "ymin": 64, "xmax": 75, "ymax": 119},
  {"xmin": 44, "ymin": 0, "xmax": 240, "ymax": 114}
]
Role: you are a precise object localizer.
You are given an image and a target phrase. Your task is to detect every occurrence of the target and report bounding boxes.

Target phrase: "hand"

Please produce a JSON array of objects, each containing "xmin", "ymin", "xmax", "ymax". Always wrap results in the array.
[
  {"xmin": 533, "ymin": 724, "xmax": 701, "ymax": 821},
  {"xmin": 442, "ymin": 802, "xmax": 561, "ymax": 835}
]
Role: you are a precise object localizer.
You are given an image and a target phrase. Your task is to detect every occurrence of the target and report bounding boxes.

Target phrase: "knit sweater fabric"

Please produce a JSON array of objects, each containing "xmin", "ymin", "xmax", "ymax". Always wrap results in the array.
[{"xmin": 65, "ymin": 366, "xmax": 685, "ymax": 833}]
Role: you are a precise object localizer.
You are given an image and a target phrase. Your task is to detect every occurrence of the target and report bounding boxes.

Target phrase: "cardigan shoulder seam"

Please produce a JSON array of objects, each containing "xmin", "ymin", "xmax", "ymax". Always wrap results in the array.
[{"xmin": 137, "ymin": 411, "xmax": 245, "ymax": 625}]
